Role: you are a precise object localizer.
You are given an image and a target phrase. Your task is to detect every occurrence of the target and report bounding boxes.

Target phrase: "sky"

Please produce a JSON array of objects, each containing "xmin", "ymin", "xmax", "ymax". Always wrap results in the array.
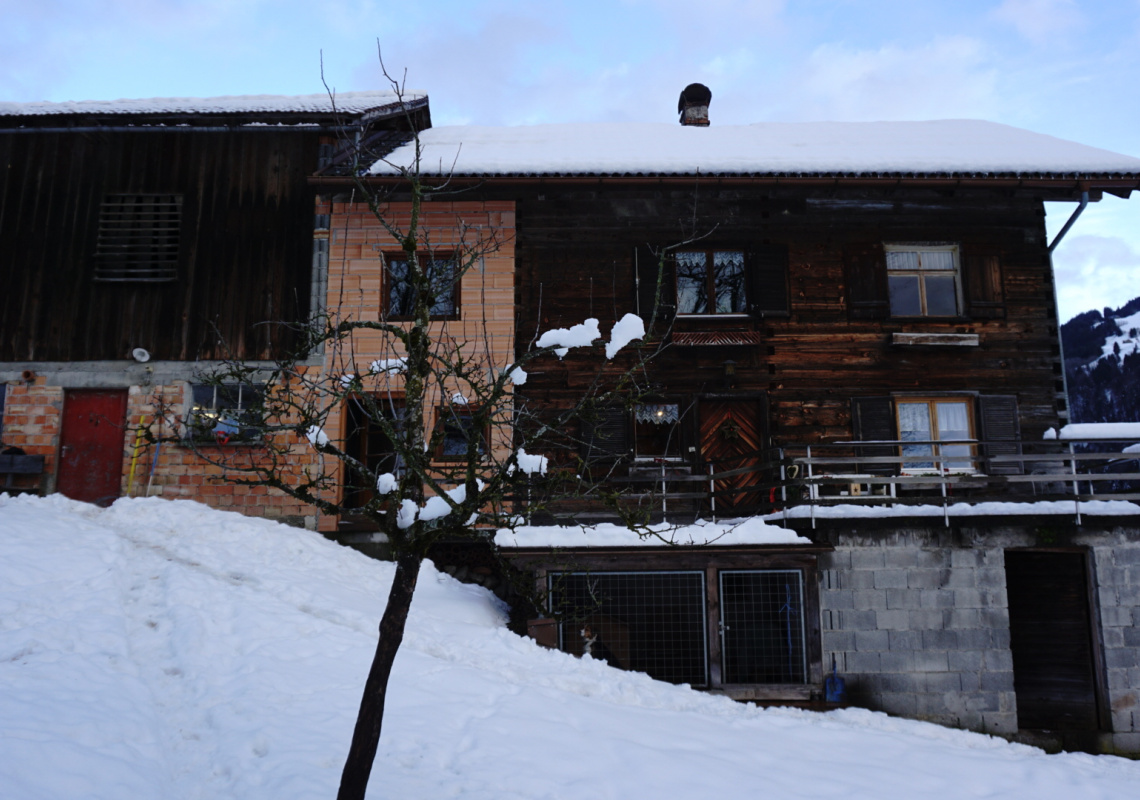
[{"xmin": 3, "ymin": 0, "xmax": 1139, "ymax": 322}]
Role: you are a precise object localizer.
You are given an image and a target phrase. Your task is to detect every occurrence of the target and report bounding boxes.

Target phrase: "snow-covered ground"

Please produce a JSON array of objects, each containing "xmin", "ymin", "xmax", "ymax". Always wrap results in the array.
[{"xmin": 2, "ymin": 494, "xmax": 1139, "ymax": 799}]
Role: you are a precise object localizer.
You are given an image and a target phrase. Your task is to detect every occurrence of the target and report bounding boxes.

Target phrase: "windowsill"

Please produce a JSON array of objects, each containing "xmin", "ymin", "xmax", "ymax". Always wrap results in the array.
[
  {"xmin": 676, "ymin": 313, "xmax": 751, "ymax": 320},
  {"xmin": 892, "ymin": 332, "xmax": 979, "ymax": 347}
]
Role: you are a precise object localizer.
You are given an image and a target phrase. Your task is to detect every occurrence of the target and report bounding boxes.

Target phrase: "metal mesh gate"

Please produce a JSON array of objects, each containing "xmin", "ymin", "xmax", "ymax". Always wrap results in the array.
[
  {"xmin": 719, "ymin": 570, "xmax": 807, "ymax": 684},
  {"xmin": 549, "ymin": 571, "xmax": 708, "ymax": 686}
]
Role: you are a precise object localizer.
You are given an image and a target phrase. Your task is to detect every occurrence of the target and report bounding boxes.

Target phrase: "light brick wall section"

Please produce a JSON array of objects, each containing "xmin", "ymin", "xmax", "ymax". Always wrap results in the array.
[
  {"xmin": 819, "ymin": 532, "xmax": 1018, "ymax": 736},
  {"xmin": 1092, "ymin": 537, "xmax": 1140, "ymax": 754},
  {"xmin": 318, "ymin": 199, "xmax": 517, "ymax": 532},
  {"xmin": 1, "ymin": 378, "xmax": 319, "ymax": 526}
]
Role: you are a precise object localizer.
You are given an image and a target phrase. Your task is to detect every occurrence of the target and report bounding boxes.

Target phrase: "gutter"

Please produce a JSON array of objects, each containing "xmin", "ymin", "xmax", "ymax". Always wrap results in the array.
[
  {"xmin": 1046, "ymin": 189, "xmax": 1090, "ymax": 422},
  {"xmin": 1048, "ymin": 189, "xmax": 1090, "ymax": 251}
]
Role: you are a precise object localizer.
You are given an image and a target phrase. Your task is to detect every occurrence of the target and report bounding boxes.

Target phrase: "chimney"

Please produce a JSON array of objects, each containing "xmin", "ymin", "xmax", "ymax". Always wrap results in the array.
[{"xmin": 678, "ymin": 83, "xmax": 712, "ymax": 126}]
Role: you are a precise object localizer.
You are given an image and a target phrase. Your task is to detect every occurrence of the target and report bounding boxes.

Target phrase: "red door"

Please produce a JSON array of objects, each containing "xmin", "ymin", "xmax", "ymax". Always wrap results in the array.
[{"xmin": 57, "ymin": 389, "xmax": 128, "ymax": 506}]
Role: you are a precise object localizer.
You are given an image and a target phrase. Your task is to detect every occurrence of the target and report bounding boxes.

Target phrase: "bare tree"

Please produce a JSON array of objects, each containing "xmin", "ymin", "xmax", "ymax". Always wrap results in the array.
[{"xmin": 145, "ymin": 67, "xmax": 686, "ymax": 800}]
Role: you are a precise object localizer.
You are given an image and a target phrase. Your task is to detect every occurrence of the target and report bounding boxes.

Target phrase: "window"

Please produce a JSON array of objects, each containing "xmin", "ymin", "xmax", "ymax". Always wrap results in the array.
[
  {"xmin": 633, "ymin": 403, "xmax": 682, "ymax": 460},
  {"xmin": 896, "ymin": 397, "xmax": 974, "ymax": 472},
  {"xmin": 675, "ymin": 250, "xmax": 746, "ymax": 315},
  {"xmin": 94, "ymin": 194, "xmax": 182, "ymax": 283},
  {"xmin": 886, "ymin": 244, "xmax": 961, "ymax": 317},
  {"xmin": 186, "ymin": 384, "xmax": 265, "ymax": 445},
  {"xmin": 434, "ymin": 405, "xmax": 487, "ymax": 460},
  {"xmin": 385, "ymin": 254, "xmax": 458, "ymax": 319}
]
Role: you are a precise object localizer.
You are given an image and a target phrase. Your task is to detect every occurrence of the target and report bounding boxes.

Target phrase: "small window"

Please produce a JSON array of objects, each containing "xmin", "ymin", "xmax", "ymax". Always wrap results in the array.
[
  {"xmin": 886, "ymin": 244, "xmax": 961, "ymax": 317},
  {"xmin": 187, "ymin": 384, "xmax": 265, "ymax": 445},
  {"xmin": 94, "ymin": 194, "xmax": 182, "ymax": 283},
  {"xmin": 434, "ymin": 405, "xmax": 487, "ymax": 461},
  {"xmin": 675, "ymin": 250, "xmax": 747, "ymax": 315},
  {"xmin": 385, "ymin": 254, "xmax": 458, "ymax": 319},
  {"xmin": 633, "ymin": 402, "xmax": 682, "ymax": 460},
  {"xmin": 896, "ymin": 397, "xmax": 974, "ymax": 472}
]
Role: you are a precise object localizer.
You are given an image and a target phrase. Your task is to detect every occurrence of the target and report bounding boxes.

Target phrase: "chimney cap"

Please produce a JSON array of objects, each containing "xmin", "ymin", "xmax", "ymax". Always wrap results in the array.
[
  {"xmin": 678, "ymin": 83, "xmax": 712, "ymax": 113},
  {"xmin": 678, "ymin": 83, "xmax": 712, "ymax": 126}
]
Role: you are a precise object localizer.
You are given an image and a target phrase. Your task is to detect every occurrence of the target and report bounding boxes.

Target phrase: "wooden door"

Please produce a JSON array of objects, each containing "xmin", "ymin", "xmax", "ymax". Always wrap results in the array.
[
  {"xmin": 57, "ymin": 389, "xmax": 128, "ymax": 506},
  {"xmin": 699, "ymin": 398, "xmax": 765, "ymax": 511},
  {"xmin": 1005, "ymin": 550, "xmax": 1102, "ymax": 731}
]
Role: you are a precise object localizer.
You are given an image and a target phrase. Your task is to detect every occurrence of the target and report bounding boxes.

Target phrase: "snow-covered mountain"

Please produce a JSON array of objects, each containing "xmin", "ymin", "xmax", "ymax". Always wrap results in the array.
[{"xmin": 1062, "ymin": 296, "xmax": 1140, "ymax": 423}]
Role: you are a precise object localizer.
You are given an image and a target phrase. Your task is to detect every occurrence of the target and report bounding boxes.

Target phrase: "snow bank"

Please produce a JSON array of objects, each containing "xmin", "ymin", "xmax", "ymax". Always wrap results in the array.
[
  {"xmin": 535, "ymin": 318, "xmax": 601, "ymax": 357},
  {"xmin": 1058, "ymin": 422, "xmax": 1140, "ymax": 440},
  {"xmin": 770, "ymin": 499, "xmax": 1140, "ymax": 520},
  {"xmin": 372, "ymin": 119, "xmax": 1140, "ymax": 177},
  {"xmin": 496, "ymin": 517, "xmax": 810, "ymax": 547},
  {"xmin": 3, "ymin": 494, "xmax": 1139, "ymax": 800}
]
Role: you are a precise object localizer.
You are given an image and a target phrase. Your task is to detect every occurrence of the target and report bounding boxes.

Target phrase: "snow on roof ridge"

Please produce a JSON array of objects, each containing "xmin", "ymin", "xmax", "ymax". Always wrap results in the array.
[
  {"xmin": 0, "ymin": 90, "xmax": 427, "ymax": 118},
  {"xmin": 371, "ymin": 119, "xmax": 1140, "ymax": 178}
]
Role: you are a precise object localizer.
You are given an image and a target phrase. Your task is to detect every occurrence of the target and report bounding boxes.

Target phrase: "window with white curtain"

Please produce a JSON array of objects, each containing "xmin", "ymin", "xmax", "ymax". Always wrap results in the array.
[
  {"xmin": 896, "ymin": 398, "xmax": 974, "ymax": 472},
  {"xmin": 885, "ymin": 244, "xmax": 961, "ymax": 317}
]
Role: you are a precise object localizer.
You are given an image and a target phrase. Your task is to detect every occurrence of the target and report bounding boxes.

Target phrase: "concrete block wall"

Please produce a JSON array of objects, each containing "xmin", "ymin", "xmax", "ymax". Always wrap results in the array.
[
  {"xmin": 819, "ymin": 530, "xmax": 1018, "ymax": 735},
  {"xmin": 1090, "ymin": 536, "xmax": 1140, "ymax": 754},
  {"xmin": 817, "ymin": 523, "xmax": 1140, "ymax": 754}
]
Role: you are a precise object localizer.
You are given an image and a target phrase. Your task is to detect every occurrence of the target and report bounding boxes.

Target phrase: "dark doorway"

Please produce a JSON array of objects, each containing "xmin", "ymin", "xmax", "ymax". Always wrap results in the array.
[
  {"xmin": 698, "ymin": 397, "xmax": 765, "ymax": 511},
  {"xmin": 720, "ymin": 570, "xmax": 807, "ymax": 684},
  {"xmin": 1005, "ymin": 550, "xmax": 1103, "ymax": 732},
  {"xmin": 57, "ymin": 389, "xmax": 128, "ymax": 506},
  {"xmin": 342, "ymin": 395, "xmax": 404, "ymax": 510}
]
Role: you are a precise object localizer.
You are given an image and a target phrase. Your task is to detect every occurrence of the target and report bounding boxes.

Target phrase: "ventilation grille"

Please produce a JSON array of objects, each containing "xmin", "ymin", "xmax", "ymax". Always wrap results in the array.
[{"xmin": 94, "ymin": 194, "xmax": 182, "ymax": 282}]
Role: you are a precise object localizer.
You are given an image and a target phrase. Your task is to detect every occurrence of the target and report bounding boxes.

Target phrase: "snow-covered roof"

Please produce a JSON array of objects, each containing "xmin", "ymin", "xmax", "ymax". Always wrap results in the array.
[
  {"xmin": 0, "ymin": 91, "xmax": 427, "ymax": 126},
  {"xmin": 371, "ymin": 120, "xmax": 1140, "ymax": 179}
]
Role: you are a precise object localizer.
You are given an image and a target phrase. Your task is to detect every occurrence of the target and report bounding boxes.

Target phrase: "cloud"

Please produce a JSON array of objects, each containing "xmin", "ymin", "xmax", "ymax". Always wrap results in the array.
[
  {"xmin": 772, "ymin": 36, "xmax": 1000, "ymax": 121},
  {"xmin": 1052, "ymin": 234, "xmax": 1140, "ymax": 322},
  {"xmin": 990, "ymin": 0, "xmax": 1085, "ymax": 45}
]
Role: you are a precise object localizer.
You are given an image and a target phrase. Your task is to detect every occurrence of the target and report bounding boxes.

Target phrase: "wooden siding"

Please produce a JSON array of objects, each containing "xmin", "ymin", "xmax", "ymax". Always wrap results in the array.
[
  {"xmin": 0, "ymin": 130, "xmax": 319, "ymax": 361},
  {"xmin": 506, "ymin": 184, "xmax": 1063, "ymax": 454}
]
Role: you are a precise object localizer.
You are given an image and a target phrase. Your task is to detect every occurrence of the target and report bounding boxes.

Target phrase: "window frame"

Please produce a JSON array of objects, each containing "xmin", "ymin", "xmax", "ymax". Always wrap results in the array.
[
  {"xmin": 185, "ymin": 383, "xmax": 266, "ymax": 446},
  {"xmin": 632, "ymin": 401, "xmax": 685, "ymax": 462},
  {"xmin": 674, "ymin": 249, "xmax": 749, "ymax": 317},
  {"xmin": 382, "ymin": 252, "xmax": 460, "ymax": 321},
  {"xmin": 895, "ymin": 396, "xmax": 977, "ymax": 474},
  {"xmin": 884, "ymin": 243, "xmax": 963, "ymax": 318},
  {"xmin": 433, "ymin": 404, "xmax": 489, "ymax": 462}
]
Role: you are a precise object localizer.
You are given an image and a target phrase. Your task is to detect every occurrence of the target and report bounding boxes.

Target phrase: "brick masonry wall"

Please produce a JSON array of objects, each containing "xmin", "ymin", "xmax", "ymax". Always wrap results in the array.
[
  {"xmin": 817, "ymin": 523, "xmax": 1140, "ymax": 754},
  {"xmin": 318, "ymin": 199, "xmax": 517, "ymax": 532},
  {"xmin": 1, "ymin": 378, "xmax": 320, "ymax": 527}
]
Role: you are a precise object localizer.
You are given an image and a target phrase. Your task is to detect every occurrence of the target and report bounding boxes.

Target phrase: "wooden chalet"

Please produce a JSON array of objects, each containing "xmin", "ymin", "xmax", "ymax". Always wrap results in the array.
[
  {"xmin": 0, "ymin": 91, "xmax": 429, "ymax": 521},
  {"xmin": 357, "ymin": 92, "xmax": 1140, "ymax": 753}
]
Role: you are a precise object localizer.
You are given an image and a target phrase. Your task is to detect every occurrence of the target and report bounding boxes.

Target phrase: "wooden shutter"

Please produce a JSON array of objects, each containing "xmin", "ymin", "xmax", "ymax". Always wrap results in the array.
[
  {"xmin": 748, "ymin": 244, "xmax": 790, "ymax": 317},
  {"xmin": 844, "ymin": 243, "xmax": 888, "ymax": 320},
  {"xmin": 851, "ymin": 396, "xmax": 896, "ymax": 476},
  {"xmin": 961, "ymin": 247, "xmax": 1005, "ymax": 319},
  {"xmin": 977, "ymin": 394, "xmax": 1022, "ymax": 475},
  {"xmin": 581, "ymin": 408, "xmax": 631, "ymax": 461},
  {"xmin": 635, "ymin": 245, "xmax": 675, "ymax": 323}
]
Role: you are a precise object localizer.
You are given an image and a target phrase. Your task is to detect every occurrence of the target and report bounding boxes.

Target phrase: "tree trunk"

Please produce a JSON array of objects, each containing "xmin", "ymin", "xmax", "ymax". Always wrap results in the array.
[{"xmin": 337, "ymin": 553, "xmax": 423, "ymax": 800}]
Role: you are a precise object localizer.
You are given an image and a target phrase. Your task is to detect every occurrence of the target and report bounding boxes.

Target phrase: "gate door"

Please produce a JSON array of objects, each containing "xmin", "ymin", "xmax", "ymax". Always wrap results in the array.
[
  {"xmin": 57, "ymin": 389, "xmax": 128, "ymax": 506},
  {"xmin": 699, "ymin": 398, "xmax": 765, "ymax": 511},
  {"xmin": 1005, "ymin": 550, "xmax": 1102, "ymax": 731},
  {"xmin": 720, "ymin": 570, "xmax": 807, "ymax": 684}
]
